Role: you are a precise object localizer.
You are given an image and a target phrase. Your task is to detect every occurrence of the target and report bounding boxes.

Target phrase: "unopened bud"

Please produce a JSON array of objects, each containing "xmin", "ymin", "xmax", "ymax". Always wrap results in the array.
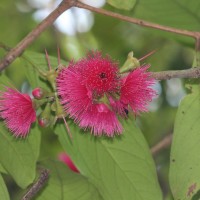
[
  {"xmin": 32, "ymin": 87, "xmax": 47, "ymax": 99},
  {"xmin": 120, "ymin": 51, "xmax": 140, "ymax": 73},
  {"xmin": 38, "ymin": 117, "xmax": 51, "ymax": 127}
]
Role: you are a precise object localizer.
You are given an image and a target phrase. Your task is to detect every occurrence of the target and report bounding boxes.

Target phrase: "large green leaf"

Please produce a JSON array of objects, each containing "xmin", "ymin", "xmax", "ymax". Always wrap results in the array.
[
  {"xmin": 54, "ymin": 118, "xmax": 162, "ymax": 200},
  {"xmin": 0, "ymin": 123, "xmax": 41, "ymax": 188},
  {"xmin": 107, "ymin": 0, "xmax": 136, "ymax": 10},
  {"xmin": 169, "ymin": 85, "xmax": 200, "ymax": 199},
  {"xmin": 0, "ymin": 174, "xmax": 10, "ymax": 200},
  {"xmin": 36, "ymin": 160, "xmax": 103, "ymax": 200}
]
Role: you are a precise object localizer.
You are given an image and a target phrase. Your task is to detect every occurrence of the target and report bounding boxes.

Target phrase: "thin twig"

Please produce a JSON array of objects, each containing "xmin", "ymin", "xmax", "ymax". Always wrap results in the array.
[
  {"xmin": 76, "ymin": 1, "xmax": 200, "ymax": 68},
  {"xmin": 0, "ymin": 0, "xmax": 77, "ymax": 71},
  {"xmin": 151, "ymin": 134, "xmax": 173, "ymax": 156},
  {"xmin": 152, "ymin": 67, "xmax": 200, "ymax": 80},
  {"xmin": 21, "ymin": 169, "xmax": 50, "ymax": 200},
  {"xmin": 75, "ymin": 1, "xmax": 200, "ymax": 39}
]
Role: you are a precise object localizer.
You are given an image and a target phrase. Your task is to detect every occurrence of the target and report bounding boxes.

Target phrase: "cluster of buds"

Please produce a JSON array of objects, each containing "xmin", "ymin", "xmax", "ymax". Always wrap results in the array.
[{"xmin": 0, "ymin": 49, "xmax": 156, "ymax": 138}]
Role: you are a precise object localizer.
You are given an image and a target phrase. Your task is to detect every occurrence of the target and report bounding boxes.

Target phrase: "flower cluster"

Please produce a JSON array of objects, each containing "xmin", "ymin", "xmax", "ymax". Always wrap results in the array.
[
  {"xmin": 56, "ymin": 51, "xmax": 156, "ymax": 137},
  {"xmin": 0, "ymin": 50, "xmax": 156, "ymax": 138}
]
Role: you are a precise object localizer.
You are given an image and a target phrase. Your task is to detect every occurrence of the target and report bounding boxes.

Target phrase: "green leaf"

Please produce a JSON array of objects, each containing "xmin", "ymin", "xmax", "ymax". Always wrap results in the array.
[
  {"xmin": 169, "ymin": 85, "xmax": 200, "ymax": 199},
  {"xmin": 0, "ymin": 174, "xmax": 10, "ymax": 200},
  {"xmin": 106, "ymin": 0, "xmax": 136, "ymax": 10},
  {"xmin": 36, "ymin": 160, "xmax": 103, "ymax": 200},
  {"xmin": 0, "ymin": 123, "xmax": 41, "ymax": 188},
  {"xmin": 54, "ymin": 118, "xmax": 162, "ymax": 200},
  {"xmin": 0, "ymin": 164, "xmax": 7, "ymax": 174},
  {"xmin": 0, "ymin": 73, "xmax": 13, "ymax": 87},
  {"xmin": 22, "ymin": 51, "xmax": 68, "ymax": 89}
]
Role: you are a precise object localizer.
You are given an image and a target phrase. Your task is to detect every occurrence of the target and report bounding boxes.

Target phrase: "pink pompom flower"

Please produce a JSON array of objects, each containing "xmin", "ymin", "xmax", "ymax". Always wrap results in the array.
[
  {"xmin": 0, "ymin": 87, "xmax": 36, "ymax": 137},
  {"xmin": 119, "ymin": 65, "xmax": 157, "ymax": 115},
  {"xmin": 56, "ymin": 51, "xmax": 156, "ymax": 137},
  {"xmin": 57, "ymin": 51, "xmax": 122, "ymax": 136}
]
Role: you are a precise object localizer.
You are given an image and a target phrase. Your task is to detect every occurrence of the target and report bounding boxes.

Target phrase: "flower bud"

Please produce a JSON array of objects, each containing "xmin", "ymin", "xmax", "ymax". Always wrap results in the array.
[
  {"xmin": 120, "ymin": 51, "xmax": 140, "ymax": 73},
  {"xmin": 38, "ymin": 117, "xmax": 51, "ymax": 127},
  {"xmin": 32, "ymin": 87, "xmax": 47, "ymax": 100}
]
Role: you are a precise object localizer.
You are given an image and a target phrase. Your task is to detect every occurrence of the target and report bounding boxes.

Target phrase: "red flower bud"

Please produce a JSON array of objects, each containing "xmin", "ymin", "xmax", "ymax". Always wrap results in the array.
[
  {"xmin": 32, "ymin": 87, "xmax": 46, "ymax": 99},
  {"xmin": 38, "ymin": 117, "xmax": 50, "ymax": 127}
]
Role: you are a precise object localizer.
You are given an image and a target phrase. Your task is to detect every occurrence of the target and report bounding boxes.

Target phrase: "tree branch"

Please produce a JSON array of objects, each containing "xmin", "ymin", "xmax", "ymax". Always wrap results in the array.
[
  {"xmin": 151, "ymin": 134, "xmax": 173, "ymax": 156},
  {"xmin": 75, "ymin": 1, "xmax": 200, "ymax": 39},
  {"xmin": 152, "ymin": 67, "xmax": 200, "ymax": 80},
  {"xmin": 1, "ymin": 0, "xmax": 200, "ymax": 82},
  {"xmin": 0, "ymin": 0, "xmax": 77, "ymax": 72},
  {"xmin": 21, "ymin": 169, "xmax": 50, "ymax": 200}
]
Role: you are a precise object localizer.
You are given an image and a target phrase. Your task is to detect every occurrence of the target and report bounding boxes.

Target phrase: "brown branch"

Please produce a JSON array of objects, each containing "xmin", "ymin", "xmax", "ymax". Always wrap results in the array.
[
  {"xmin": 21, "ymin": 169, "xmax": 50, "ymax": 200},
  {"xmin": 75, "ymin": 1, "xmax": 200, "ymax": 78},
  {"xmin": 75, "ymin": 1, "xmax": 200, "ymax": 39},
  {"xmin": 0, "ymin": 0, "xmax": 200, "ymax": 81},
  {"xmin": 151, "ymin": 134, "xmax": 173, "ymax": 156},
  {"xmin": 0, "ymin": 0, "xmax": 77, "ymax": 72},
  {"xmin": 152, "ymin": 67, "xmax": 200, "ymax": 80}
]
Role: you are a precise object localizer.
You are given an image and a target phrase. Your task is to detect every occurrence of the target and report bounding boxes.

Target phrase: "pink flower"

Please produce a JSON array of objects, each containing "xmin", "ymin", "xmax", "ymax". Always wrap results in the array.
[
  {"xmin": 80, "ymin": 51, "xmax": 119, "ymax": 96},
  {"xmin": 57, "ymin": 51, "xmax": 156, "ymax": 136},
  {"xmin": 57, "ymin": 51, "xmax": 122, "ymax": 136},
  {"xmin": 0, "ymin": 87, "xmax": 36, "ymax": 137},
  {"xmin": 119, "ymin": 65, "xmax": 157, "ymax": 115},
  {"xmin": 58, "ymin": 152, "xmax": 79, "ymax": 173}
]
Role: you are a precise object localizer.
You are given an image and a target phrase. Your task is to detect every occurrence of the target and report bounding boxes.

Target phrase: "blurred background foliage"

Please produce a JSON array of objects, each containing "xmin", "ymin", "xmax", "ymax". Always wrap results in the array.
[{"xmin": 0, "ymin": 0, "xmax": 198, "ymax": 199}]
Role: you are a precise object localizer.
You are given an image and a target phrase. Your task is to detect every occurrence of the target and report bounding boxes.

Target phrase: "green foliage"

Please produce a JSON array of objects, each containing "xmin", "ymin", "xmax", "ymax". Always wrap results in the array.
[
  {"xmin": 54, "ymin": 118, "xmax": 162, "ymax": 200},
  {"xmin": 169, "ymin": 85, "xmax": 200, "ymax": 200},
  {"xmin": 0, "ymin": 164, "xmax": 7, "ymax": 174},
  {"xmin": 0, "ymin": 0, "xmax": 199, "ymax": 199},
  {"xmin": 0, "ymin": 123, "xmax": 41, "ymax": 188},
  {"xmin": 37, "ymin": 160, "xmax": 103, "ymax": 200},
  {"xmin": 0, "ymin": 174, "xmax": 10, "ymax": 200},
  {"xmin": 106, "ymin": 0, "xmax": 136, "ymax": 10}
]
